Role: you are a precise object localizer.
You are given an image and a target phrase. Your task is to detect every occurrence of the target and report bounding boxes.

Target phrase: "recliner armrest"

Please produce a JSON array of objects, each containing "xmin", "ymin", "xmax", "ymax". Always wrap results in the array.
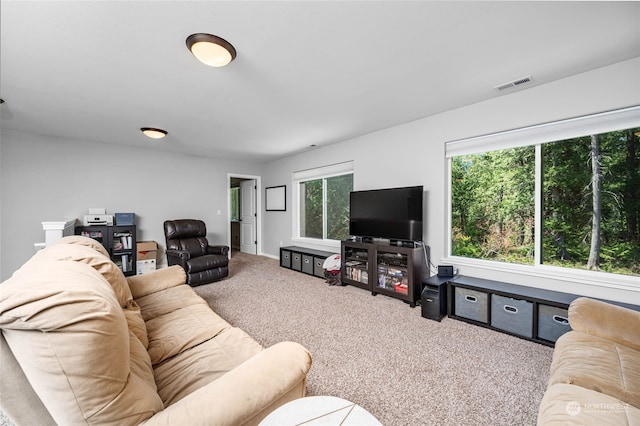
[
  {"xmin": 569, "ymin": 297, "xmax": 640, "ymax": 351},
  {"xmin": 207, "ymin": 245, "xmax": 229, "ymax": 256},
  {"xmin": 165, "ymin": 249, "xmax": 191, "ymax": 267},
  {"xmin": 140, "ymin": 341, "xmax": 312, "ymax": 426}
]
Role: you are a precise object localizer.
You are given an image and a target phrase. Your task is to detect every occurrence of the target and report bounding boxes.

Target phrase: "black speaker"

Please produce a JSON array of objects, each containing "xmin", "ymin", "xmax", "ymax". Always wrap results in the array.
[{"xmin": 421, "ymin": 280, "xmax": 448, "ymax": 322}]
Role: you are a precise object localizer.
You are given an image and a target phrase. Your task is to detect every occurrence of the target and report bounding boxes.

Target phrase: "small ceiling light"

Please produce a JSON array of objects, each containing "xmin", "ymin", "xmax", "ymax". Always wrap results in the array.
[
  {"xmin": 186, "ymin": 33, "xmax": 236, "ymax": 67},
  {"xmin": 141, "ymin": 127, "xmax": 168, "ymax": 139}
]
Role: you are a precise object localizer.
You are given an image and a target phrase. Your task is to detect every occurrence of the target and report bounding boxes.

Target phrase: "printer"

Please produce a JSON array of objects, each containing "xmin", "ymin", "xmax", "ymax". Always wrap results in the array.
[{"xmin": 82, "ymin": 208, "xmax": 114, "ymax": 226}]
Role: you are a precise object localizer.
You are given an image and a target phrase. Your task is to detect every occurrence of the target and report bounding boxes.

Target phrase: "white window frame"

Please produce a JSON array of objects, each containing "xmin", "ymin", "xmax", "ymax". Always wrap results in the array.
[
  {"xmin": 444, "ymin": 106, "xmax": 640, "ymax": 291},
  {"xmin": 292, "ymin": 161, "xmax": 354, "ymax": 249}
]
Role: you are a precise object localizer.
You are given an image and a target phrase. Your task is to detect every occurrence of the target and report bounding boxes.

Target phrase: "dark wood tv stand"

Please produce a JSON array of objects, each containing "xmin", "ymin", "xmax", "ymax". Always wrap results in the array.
[{"xmin": 341, "ymin": 240, "xmax": 427, "ymax": 307}]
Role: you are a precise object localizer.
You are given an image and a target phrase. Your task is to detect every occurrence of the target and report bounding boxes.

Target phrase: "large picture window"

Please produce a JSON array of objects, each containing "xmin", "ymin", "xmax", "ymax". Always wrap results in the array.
[
  {"xmin": 294, "ymin": 162, "xmax": 354, "ymax": 244},
  {"xmin": 447, "ymin": 107, "xmax": 640, "ymax": 279}
]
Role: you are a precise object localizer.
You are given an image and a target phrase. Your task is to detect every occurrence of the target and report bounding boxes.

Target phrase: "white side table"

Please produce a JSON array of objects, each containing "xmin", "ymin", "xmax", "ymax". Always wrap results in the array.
[{"xmin": 260, "ymin": 395, "xmax": 382, "ymax": 425}]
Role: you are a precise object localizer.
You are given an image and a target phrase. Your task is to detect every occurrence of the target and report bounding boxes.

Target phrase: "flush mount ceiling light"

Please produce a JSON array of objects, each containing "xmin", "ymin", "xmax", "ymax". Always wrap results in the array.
[
  {"xmin": 186, "ymin": 33, "xmax": 236, "ymax": 67},
  {"xmin": 141, "ymin": 127, "xmax": 168, "ymax": 139}
]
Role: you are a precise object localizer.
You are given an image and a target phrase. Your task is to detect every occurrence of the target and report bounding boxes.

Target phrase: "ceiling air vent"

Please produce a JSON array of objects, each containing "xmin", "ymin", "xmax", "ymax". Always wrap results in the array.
[{"xmin": 494, "ymin": 75, "xmax": 533, "ymax": 91}]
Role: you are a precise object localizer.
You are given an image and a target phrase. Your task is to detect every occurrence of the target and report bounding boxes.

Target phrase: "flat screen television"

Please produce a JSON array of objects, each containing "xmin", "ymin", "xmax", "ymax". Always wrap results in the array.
[{"xmin": 349, "ymin": 185, "xmax": 424, "ymax": 242}]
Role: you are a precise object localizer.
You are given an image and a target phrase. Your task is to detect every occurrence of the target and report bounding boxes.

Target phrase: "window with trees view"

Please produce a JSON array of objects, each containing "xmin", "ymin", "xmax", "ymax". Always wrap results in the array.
[
  {"xmin": 294, "ymin": 162, "xmax": 354, "ymax": 243},
  {"xmin": 449, "ymin": 108, "xmax": 639, "ymax": 278},
  {"xmin": 230, "ymin": 187, "xmax": 239, "ymax": 221}
]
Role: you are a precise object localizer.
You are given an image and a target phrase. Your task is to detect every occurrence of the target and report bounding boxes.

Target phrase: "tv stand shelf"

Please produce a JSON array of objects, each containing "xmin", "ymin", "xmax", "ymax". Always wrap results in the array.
[{"xmin": 341, "ymin": 240, "xmax": 427, "ymax": 307}]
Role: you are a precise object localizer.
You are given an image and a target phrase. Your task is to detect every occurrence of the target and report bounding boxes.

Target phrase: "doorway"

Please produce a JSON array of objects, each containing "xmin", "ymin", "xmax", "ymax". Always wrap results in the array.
[{"xmin": 228, "ymin": 174, "xmax": 261, "ymax": 256}]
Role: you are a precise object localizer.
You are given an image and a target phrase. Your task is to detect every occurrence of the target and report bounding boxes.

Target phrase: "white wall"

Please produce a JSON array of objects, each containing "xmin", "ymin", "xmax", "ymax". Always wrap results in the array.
[
  {"xmin": 260, "ymin": 57, "xmax": 640, "ymax": 303},
  {"xmin": 0, "ymin": 130, "xmax": 262, "ymax": 280}
]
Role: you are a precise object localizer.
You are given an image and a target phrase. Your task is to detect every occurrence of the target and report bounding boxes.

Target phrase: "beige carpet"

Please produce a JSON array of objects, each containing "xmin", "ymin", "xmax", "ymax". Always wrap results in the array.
[{"xmin": 193, "ymin": 252, "xmax": 554, "ymax": 426}]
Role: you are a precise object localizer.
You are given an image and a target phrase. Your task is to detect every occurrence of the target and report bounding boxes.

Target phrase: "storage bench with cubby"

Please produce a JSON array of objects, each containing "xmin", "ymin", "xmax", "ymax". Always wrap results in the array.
[
  {"xmin": 279, "ymin": 246, "xmax": 337, "ymax": 279},
  {"xmin": 447, "ymin": 275, "xmax": 639, "ymax": 346}
]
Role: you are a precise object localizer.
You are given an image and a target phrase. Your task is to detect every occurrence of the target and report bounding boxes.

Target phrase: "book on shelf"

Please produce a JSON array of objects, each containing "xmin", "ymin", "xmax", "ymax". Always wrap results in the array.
[
  {"xmin": 345, "ymin": 266, "xmax": 368, "ymax": 283},
  {"xmin": 113, "ymin": 235, "xmax": 133, "ymax": 250}
]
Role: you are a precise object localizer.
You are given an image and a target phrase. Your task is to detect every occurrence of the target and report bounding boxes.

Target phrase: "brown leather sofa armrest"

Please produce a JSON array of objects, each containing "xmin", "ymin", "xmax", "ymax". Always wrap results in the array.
[
  {"xmin": 166, "ymin": 249, "xmax": 191, "ymax": 262},
  {"xmin": 127, "ymin": 265, "xmax": 187, "ymax": 299},
  {"xmin": 569, "ymin": 297, "xmax": 640, "ymax": 351},
  {"xmin": 207, "ymin": 245, "xmax": 229, "ymax": 256}
]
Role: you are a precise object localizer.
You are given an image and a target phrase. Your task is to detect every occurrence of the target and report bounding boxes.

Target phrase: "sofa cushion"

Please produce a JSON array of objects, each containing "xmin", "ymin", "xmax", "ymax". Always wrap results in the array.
[
  {"xmin": 153, "ymin": 326, "xmax": 263, "ymax": 407},
  {"xmin": 538, "ymin": 383, "xmax": 640, "ymax": 425},
  {"xmin": 0, "ymin": 259, "xmax": 163, "ymax": 425},
  {"xmin": 135, "ymin": 284, "xmax": 232, "ymax": 365},
  {"xmin": 54, "ymin": 234, "xmax": 111, "ymax": 258},
  {"xmin": 30, "ymin": 240, "xmax": 151, "ymax": 348},
  {"xmin": 38, "ymin": 238, "xmax": 133, "ymax": 308},
  {"xmin": 549, "ymin": 331, "xmax": 640, "ymax": 409}
]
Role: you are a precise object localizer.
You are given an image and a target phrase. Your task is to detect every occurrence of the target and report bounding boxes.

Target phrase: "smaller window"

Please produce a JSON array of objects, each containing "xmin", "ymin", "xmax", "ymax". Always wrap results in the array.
[
  {"xmin": 230, "ymin": 187, "xmax": 240, "ymax": 221},
  {"xmin": 293, "ymin": 162, "xmax": 354, "ymax": 243}
]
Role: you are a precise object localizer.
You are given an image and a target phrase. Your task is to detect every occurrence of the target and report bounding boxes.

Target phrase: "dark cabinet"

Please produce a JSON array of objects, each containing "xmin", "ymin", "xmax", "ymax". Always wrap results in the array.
[
  {"xmin": 341, "ymin": 241, "xmax": 374, "ymax": 291},
  {"xmin": 341, "ymin": 241, "xmax": 427, "ymax": 307},
  {"xmin": 421, "ymin": 276, "xmax": 448, "ymax": 322},
  {"xmin": 76, "ymin": 225, "xmax": 137, "ymax": 276}
]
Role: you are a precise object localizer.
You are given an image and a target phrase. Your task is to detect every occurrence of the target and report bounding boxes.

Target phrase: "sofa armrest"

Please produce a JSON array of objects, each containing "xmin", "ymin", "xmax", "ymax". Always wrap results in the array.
[
  {"xmin": 126, "ymin": 266, "xmax": 187, "ymax": 299},
  {"xmin": 569, "ymin": 297, "xmax": 640, "ymax": 351},
  {"xmin": 207, "ymin": 245, "xmax": 229, "ymax": 256},
  {"xmin": 140, "ymin": 341, "xmax": 312, "ymax": 426},
  {"xmin": 1, "ymin": 333, "xmax": 57, "ymax": 426}
]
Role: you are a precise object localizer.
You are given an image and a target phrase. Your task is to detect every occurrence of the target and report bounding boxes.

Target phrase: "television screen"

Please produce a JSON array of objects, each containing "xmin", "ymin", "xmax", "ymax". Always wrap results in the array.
[{"xmin": 349, "ymin": 185, "xmax": 423, "ymax": 241}]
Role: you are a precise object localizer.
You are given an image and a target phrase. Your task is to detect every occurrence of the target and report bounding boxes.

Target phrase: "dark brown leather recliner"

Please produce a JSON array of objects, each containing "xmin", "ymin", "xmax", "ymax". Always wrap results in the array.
[{"xmin": 163, "ymin": 219, "xmax": 229, "ymax": 286}]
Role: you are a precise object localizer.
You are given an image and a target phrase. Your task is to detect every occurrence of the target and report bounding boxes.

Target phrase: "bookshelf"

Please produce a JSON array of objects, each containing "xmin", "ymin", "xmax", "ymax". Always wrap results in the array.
[{"xmin": 75, "ymin": 225, "xmax": 137, "ymax": 276}]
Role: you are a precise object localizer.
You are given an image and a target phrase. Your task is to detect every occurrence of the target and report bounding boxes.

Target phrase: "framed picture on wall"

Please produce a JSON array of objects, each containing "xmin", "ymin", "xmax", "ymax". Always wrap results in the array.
[{"xmin": 266, "ymin": 185, "xmax": 286, "ymax": 211}]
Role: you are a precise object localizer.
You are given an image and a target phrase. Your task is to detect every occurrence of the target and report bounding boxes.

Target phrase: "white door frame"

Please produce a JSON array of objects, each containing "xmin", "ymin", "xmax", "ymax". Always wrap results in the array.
[{"xmin": 227, "ymin": 173, "xmax": 262, "ymax": 256}]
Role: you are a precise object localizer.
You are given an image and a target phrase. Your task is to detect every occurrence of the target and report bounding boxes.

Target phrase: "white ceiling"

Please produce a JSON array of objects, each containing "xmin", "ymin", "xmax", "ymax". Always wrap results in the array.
[{"xmin": 2, "ymin": 1, "xmax": 639, "ymax": 163}]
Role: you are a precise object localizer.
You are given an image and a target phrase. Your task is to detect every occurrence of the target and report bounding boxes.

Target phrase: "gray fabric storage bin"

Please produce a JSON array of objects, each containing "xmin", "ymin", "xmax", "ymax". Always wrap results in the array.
[
  {"xmin": 537, "ymin": 304, "xmax": 571, "ymax": 342},
  {"xmin": 491, "ymin": 294, "xmax": 533, "ymax": 338},
  {"xmin": 292, "ymin": 253, "xmax": 302, "ymax": 271},
  {"xmin": 454, "ymin": 287, "xmax": 489, "ymax": 323},
  {"xmin": 302, "ymin": 255, "xmax": 314, "ymax": 274},
  {"xmin": 281, "ymin": 250, "xmax": 291, "ymax": 268},
  {"xmin": 314, "ymin": 258, "xmax": 325, "ymax": 277}
]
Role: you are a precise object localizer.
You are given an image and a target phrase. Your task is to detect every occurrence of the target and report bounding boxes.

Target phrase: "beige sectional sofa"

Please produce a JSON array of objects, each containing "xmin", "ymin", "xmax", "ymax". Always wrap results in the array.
[
  {"xmin": 537, "ymin": 297, "xmax": 640, "ymax": 425},
  {"xmin": 0, "ymin": 236, "xmax": 312, "ymax": 425}
]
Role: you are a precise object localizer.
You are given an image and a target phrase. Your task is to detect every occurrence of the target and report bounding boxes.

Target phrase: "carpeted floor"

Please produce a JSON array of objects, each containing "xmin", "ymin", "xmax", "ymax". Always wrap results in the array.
[{"xmin": 193, "ymin": 252, "xmax": 554, "ymax": 426}]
